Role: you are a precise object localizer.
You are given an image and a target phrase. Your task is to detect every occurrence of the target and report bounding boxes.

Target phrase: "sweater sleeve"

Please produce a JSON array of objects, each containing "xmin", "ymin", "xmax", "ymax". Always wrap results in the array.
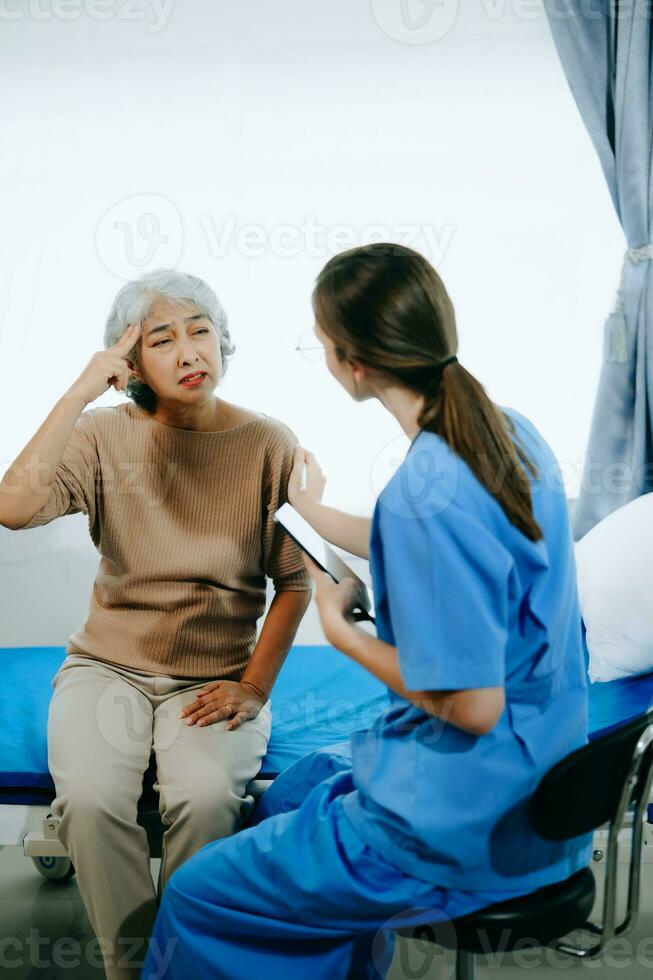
[
  {"xmin": 262, "ymin": 423, "xmax": 311, "ymax": 591},
  {"xmin": 18, "ymin": 409, "xmax": 100, "ymax": 531}
]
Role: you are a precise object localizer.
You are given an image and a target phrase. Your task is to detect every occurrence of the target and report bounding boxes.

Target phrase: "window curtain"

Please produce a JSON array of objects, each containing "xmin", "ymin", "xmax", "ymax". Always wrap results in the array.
[{"xmin": 544, "ymin": 0, "xmax": 653, "ymax": 539}]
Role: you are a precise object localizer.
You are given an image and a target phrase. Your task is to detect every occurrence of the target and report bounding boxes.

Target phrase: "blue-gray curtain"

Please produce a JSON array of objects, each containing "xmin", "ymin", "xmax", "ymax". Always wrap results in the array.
[{"xmin": 544, "ymin": 0, "xmax": 653, "ymax": 540}]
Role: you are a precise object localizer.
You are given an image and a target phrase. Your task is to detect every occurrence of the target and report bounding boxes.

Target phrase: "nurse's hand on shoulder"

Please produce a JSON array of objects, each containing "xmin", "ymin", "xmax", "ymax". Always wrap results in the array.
[
  {"xmin": 178, "ymin": 680, "xmax": 265, "ymax": 731},
  {"xmin": 302, "ymin": 553, "xmax": 361, "ymax": 652},
  {"xmin": 288, "ymin": 447, "xmax": 326, "ymax": 515}
]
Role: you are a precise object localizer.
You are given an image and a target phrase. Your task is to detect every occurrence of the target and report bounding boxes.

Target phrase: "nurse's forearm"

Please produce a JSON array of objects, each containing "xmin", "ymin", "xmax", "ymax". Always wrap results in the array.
[
  {"xmin": 294, "ymin": 499, "xmax": 371, "ymax": 560},
  {"xmin": 340, "ymin": 625, "xmax": 504, "ymax": 736},
  {"xmin": 240, "ymin": 589, "xmax": 312, "ymax": 699}
]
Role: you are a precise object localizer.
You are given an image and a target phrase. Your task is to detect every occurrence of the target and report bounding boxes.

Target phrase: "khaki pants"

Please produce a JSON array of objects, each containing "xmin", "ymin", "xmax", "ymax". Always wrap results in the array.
[{"xmin": 47, "ymin": 654, "xmax": 272, "ymax": 980}]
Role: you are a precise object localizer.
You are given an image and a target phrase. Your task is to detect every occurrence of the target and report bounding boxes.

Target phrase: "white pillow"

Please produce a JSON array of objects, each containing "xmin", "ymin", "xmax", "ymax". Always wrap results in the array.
[{"xmin": 574, "ymin": 493, "xmax": 653, "ymax": 683}]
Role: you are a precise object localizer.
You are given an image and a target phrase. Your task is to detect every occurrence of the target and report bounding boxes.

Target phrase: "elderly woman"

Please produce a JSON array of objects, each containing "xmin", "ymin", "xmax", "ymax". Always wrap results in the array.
[{"xmin": 0, "ymin": 269, "xmax": 311, "ymax": 980}]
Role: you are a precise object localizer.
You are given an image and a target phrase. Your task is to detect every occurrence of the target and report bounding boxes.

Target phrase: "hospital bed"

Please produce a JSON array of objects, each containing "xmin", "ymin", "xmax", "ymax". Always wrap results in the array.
[
  {"xmin": 0, "ymin": 644, "xmax": 388, "ymax": 879},
  {"xmin": 2, "ymin": 643, "xmax": 653, "ymax": 883}
]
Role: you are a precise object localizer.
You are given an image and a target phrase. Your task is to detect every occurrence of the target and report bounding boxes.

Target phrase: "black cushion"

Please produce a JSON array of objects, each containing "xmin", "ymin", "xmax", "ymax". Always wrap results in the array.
[
  {"xmin": 399, "ymin": 868, "xmax": 596, "ymax": 954},
  {"xmin": 136, "ymin": 755, "xmax": 164, "ymax": 857}
]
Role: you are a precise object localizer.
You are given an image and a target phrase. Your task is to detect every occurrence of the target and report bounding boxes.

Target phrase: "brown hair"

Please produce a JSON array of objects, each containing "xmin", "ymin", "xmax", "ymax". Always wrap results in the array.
[{"xmin": 312, "ymin": 243, "xmax": 542, "ymax": 542}]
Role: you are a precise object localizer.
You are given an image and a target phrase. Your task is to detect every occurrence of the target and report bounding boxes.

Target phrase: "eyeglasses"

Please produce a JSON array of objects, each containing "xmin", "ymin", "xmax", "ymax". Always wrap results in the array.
[{"xmin": 294, "ymin": 330, "xmax": 325, "ymax": 362}]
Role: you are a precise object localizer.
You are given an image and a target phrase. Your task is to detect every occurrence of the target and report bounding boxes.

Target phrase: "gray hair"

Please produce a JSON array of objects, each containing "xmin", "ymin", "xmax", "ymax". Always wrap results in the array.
[{"xmin": 104, "ymin": 268, "xmax": 236, "ymax": 411}]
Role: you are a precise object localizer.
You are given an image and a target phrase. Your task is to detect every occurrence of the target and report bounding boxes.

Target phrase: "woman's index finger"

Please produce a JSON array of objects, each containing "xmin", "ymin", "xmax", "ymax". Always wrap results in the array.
[{"xmin": 114, "ymin": 323, "xmax": 141, "ymax": 351}]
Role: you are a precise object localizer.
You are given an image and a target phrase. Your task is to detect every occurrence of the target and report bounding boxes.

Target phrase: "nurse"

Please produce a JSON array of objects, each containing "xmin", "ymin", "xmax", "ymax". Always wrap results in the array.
[{"xmin": 142, "ymin": 244, "xmax": 592, "ymax": 980}]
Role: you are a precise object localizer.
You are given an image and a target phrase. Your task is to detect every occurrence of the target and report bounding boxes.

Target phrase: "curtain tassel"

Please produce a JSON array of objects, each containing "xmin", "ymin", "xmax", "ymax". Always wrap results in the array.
[{"xmin": 604, "ymin": 244, "xmax": 653, "ymax": 364}]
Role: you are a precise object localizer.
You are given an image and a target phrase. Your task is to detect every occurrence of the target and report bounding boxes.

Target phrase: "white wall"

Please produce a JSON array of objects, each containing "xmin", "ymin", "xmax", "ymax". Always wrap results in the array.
[{"xmin": 0, "ymin": 1, "xmax": 624, "ymax": 645}]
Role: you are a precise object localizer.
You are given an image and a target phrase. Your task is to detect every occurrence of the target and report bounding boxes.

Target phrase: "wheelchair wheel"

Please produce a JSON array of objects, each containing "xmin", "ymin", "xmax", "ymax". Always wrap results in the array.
[{"xmin": 32, "ymin": 856, "xmax": 76, "ymax": 881}]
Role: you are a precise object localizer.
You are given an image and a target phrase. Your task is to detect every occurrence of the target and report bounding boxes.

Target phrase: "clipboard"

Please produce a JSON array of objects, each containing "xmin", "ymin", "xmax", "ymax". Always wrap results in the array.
[{"xmin": 274, "ymin": 503, "xmax": 375, "ymax": 624}]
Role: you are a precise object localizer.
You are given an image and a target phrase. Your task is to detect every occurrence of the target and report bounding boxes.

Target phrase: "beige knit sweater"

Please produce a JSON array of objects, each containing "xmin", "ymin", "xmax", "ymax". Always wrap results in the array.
[{"xmin": 20, "ymin": 401, "xmax": 311, "ymax": 678}]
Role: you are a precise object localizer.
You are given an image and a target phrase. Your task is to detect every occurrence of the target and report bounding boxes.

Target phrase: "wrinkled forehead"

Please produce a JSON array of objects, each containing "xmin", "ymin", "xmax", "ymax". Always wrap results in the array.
[{"xmin": 142, "ymin": 295, "xmax": 207, "ymax": 326}]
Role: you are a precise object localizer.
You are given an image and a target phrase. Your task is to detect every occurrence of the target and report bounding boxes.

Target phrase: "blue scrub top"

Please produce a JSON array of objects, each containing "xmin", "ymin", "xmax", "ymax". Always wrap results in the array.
[{"xmin": 342, "ymin": 408, "xmax": 593, "ymax": 892}]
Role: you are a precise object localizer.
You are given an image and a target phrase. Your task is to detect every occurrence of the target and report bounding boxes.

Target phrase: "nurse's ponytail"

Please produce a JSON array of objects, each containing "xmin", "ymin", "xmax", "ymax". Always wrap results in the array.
[
  {"xmin": 313, "ymin": 243, "xmax": 543, "ymax": 543},
  {"xmin": 418, "ymin": 359, "xmax": 542, "ymax": 541}
]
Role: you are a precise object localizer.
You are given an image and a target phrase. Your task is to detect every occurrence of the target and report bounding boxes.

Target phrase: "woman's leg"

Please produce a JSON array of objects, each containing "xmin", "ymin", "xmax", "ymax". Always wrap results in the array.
[
  {"xmin": 142, "ymin": 772, "xmax": 469, "ymax": 980},
  {"xmin": 152, "ymin": 687, "xmax": 271, "ymax": 894},
  {"xmin": 47, "ymin": 656, "xmax": 157, "ymax": 980}
]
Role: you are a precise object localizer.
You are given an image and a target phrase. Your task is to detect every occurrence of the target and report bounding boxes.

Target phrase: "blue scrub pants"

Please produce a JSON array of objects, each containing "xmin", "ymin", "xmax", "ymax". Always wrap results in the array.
[{"xmin": 141, "ymin": 757, "xmax": 514, "ymax": 980}]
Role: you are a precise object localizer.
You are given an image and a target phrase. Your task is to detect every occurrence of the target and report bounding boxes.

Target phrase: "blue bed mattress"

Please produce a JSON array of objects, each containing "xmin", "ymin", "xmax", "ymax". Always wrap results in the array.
[
  {"xmin": 587, "ymin": 670, "xmax": 653, "ymax": 739},
  {"xmin": 2, "ymin": 645, "xmax": 653, "ymax": 806},
  {"xmin": 0, "ymin": 646, "xmax": 389, "ymax": 805}
]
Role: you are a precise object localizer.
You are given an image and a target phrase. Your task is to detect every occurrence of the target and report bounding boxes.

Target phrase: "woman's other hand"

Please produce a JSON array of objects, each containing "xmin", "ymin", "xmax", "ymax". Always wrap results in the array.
[
  {"xmin": 287, "ymin": 446, "xmax": 326, "ymax": 515},
  {"xmin": 301, "ymin": 553, "xmax": 361, "ymax": 652},
  {"xmin": 179, "ymin": 680, "xmax": 265, "ymax": 730}
]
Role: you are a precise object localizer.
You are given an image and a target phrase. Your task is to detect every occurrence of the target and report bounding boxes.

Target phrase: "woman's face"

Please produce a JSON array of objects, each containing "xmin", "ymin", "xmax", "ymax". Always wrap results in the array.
[{"xmin": 128, "ymin": 296, "xmax": 222, "ymax": 403}]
